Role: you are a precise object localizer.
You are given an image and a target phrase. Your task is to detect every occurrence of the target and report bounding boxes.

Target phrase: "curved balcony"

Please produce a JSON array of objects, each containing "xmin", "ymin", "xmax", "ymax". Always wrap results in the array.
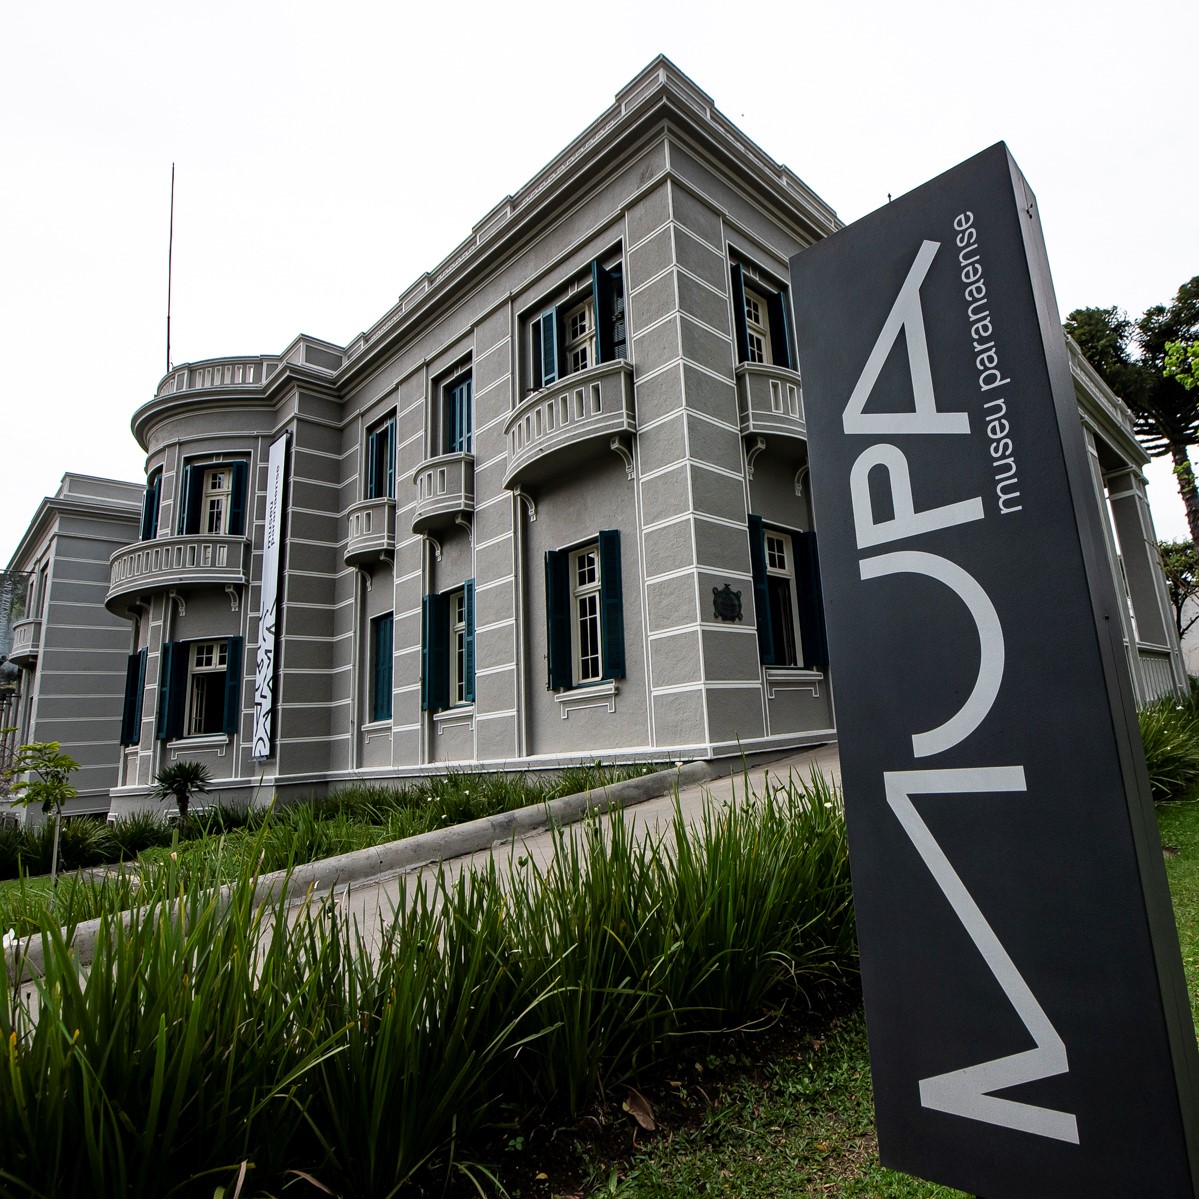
[
  {"xmin": 736, "ymin": 363, "xmax": 806, "ymax": 446},
  {"xmin": 503, "ymin": 360, "xmax": 635, "ymax": 489},
  {"xmin": 411, "ymin": 453, "xmax": 475, "ymax": 536},
  {"xmin": 106, "ymin": 535, "xmax": 250, "ymax": 614},
  {"xmin": 345, "ymin": 497, "xmax": 396, "ymax": 566},
  {"xmin": 7, "ymin": 618, "xmax": 41, "ymax": 668},
  {"xmin": 156, "ymin": 356, "xmax": 279, "ymax": 399}
]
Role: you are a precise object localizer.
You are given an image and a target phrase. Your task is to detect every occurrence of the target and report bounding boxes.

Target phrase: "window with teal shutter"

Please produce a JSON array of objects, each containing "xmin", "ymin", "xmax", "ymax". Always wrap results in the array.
[
  {"xmin": 461, "ymin": 580, "xmax": 475, "ymax": 704},
  {"xmin": 156, "ymin": 642, "xmax": 187, "ymax": 740},
  {"xmin": 120, "ymin": 648, "xmax": 147, "ymax": 746},
  {"xmin": 228, "ymin": 462, "xmax": 248, "ymax": 536},
  {"xmin": 749, "ymin": 518, "xmax": 826, "ymax": 670},
  {"xmin": 366, "ymin": 416, "xmax": 396, "ymax": 499},
  {"xmin": 420, "ymin": 596, "xmax": 449, "ymax": 713},
  {"xmin": 371, "ymin": 614, "xmax": 394, "ymax": 722},
  {"xmin": 546, "ymin": 534, "xmax": 625, "ymax": 689},
  {"xmin": 222, "ymin": 637, "xmax": 243, "ymax": 735},
  {"xmin": 178, "ymin": 460, "xmax": 249, "ymax": 535},
  {"xmin": 445, "ymin": 377, "xmax": 472, "ymax": 454},
  {"xmin": 530, "ymin": 256, "xmax": 626, "ymax": 392},
  {"xmin": 598, "ymin": 530, "xmax": 625, "ymax": 680},
  {"xmin": 748, "ymin": 515, "xmax": 777, "ymax": 665},
  {"xmin": 795, "ymin": 531, "xmax": 829, "ymax": 670},
  {"xmin": 544, "ymin": 549, "xmax": 572, "ymax": 690},
  {"xmin": 731, "ymin": 261, "xmax": 794, "ymax": 369}
]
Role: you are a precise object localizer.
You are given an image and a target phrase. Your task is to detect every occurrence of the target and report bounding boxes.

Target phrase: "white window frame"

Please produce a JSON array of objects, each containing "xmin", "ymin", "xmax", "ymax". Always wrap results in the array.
[
  {"xmin": 450, "ymin": 588, "xmax": 468, "ymax": 707},
  {"xmin": 563, "ymin": 296, "xmax": 596, "ymax": 376},
  {"xmin": 764, "ymin": 530, "xmax": 802, "ymax": 669},
  {"xmin": 570, "ymin": 543, "xmax": 603, "ymax": 685},
  {"xmin": 186, "ymin": 640, "xmax": 229, "ymax": 737},
  {"xmin": 744, "ymin": 285, "xmax": 773, "ymax": 366},
  {"xmin": 202, "ymin": 467, "xmax": 234, "ymax": 535}
]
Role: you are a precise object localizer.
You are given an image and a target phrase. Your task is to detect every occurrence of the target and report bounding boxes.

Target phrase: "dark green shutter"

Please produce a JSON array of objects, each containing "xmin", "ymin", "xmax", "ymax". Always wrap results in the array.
[
  {"xmin": 386, "ymin": 417, "xmax": 396, "ymax": 495},
  {"xmin": 178, "ymin": 465, "xmax": 200, "ymax": 534},
  {"xmin": 540, "ymin": 310, "xmax": 560, "ymax": 385},
  {"xmin": 795, "ymin": 531, "xmax": 829, "ymax": 671},
  {"xmin": 156, "ymin": 642, "xmax": 186, "ymax": 740},
  {"xmin": 544, "ymin": 549, "xmax": 571, "ymax": 690},
  {"xmin": 462, "ymin": 580, "xmax": 476, "ymax": 704},
  {"xmin": 140, "ymin": 474, "xmax": 160, "ymax": 541},
  {"xmin": 228, "ymin": 461, "xmax": 248, "ymax": 536},
  {"xmin": 592, "ymin": 260, "xmax": 614, "ymax": 364},
  {"xmin": 748, "ymin": 515, "xmax": 776, "ymax": 665},
  {"xmin": 373, "ymin": 616, "xmax": 393, "ymax": 721},
  {"xmin": 421, "ymin": 596, "xmax": 449, "ymax": 712},
  {"xmin": 767, "ymin": 289, "xmax": 793, "ymax": 370},
  {"xmin": 730, "ymin": 264, "xmax": 750, "ymax": 364},
  {"xmin": 222, "ymin": 637, "xmax": 243, "ymax": 734},
  {"xmin": 120, "ymin": 648, "xmax": 147, "ymax": 746},
  {"xmin": 598, "ymin": 530, "xmax": 625, "ymax": 680}
]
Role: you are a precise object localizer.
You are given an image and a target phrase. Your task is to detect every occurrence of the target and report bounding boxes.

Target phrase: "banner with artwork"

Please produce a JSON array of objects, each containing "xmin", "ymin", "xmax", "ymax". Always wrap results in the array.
[{"xmin": 252, "ymin": 433, "xmax": 289, "ymax": 760}]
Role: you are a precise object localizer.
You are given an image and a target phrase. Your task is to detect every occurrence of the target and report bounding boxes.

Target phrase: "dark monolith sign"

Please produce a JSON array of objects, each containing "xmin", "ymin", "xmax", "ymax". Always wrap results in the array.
[{"xmin": 789, "ymin": 143, "xmax": 1199, "ymax": 1197}]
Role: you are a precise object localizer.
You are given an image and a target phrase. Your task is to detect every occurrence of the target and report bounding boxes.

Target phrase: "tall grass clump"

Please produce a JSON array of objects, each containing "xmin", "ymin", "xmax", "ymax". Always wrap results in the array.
[{"xmin": 1139, "ymin": 697, "xmax": 1199, "ymax": 801}]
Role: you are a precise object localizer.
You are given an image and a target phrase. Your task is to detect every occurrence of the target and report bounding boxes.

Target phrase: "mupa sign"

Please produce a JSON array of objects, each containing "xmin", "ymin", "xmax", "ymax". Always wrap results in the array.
[{"xmin": 790, "ymin": 143, "xmax": 1199, "ymax": 1197}]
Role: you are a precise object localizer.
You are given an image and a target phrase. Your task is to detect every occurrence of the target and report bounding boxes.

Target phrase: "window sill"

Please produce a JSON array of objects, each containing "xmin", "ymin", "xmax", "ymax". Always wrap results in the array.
[
  {"xmin": 168, "ymin": 734, "xmax": 230, "ymax": 757},
  {"xmin": 764, "ymin": 667, "xmax": 823, "ymax": 700},
  {"xmin": 433, "ymin": 705, "xmax": 475, "ymax": 734},
  {"xmin": 362, "ymin": 719, "xmax": 392, "ymax": 743},
  {"xmin": 555, "ymin": 679, "xmax": 618, "ymax": 719}
]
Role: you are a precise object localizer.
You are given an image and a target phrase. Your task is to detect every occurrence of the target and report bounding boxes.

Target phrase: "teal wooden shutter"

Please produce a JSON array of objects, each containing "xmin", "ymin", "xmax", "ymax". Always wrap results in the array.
[
  {"xmin": 598, "ymin": 530, "xmax": 625, "ymax": 680},
  {"xmin": 372, "ymin": 616, "xmax": 394, "ymax": 721},
  {"xmin": 367, "ymin": 425, "xmax": 381, "ymax": 498},
  {"xmin": 730, "ymin": 264, "xmax": 750, "ymax": 364},
  {"xmin": 540, "ymin": 310, "xmax": 560, "ymax": 385},
  {"xmin": 795, "ymin": 531, "xmax": 829, "ymax": 671},
  {"xmin": 140, "ymin": 474, "xmax": 160, "ymax": 541},
  {"xmin": 544, "ymin": 549, "xmax": 571, "ymax": 690},
  {"xmin": 222, "ymin": 637, "xmax": 243, "ymax": 734},
  {"xmin": 463, "ymin": 579, "xmax": 476, "ymax": 704},
  {"xmin": 386, "ymin": 417, "xmax": 396, "ymax": 495},
  {"xmin": 229, "ymin": 462, "xmax": 248, "ymax": 536},
  {"xmin": 156, "ymin": 642, "xmax": 186, "ymax": 740},
  {"xmin": 592, "ymin": 260, "xmax": 614, "ymax": 364},
  {"xmin": 120, "ymin": 649, "xmax": 146, "ymax": 746},
  {"xmin": 178, "ymin": 465, "xmax": 200, "ymax": 534},
  {"xmin": 766, "ymin": 289, "xmax": 793, "ymax": 369},
  {"xmin": 421, "ymin": 596, "xmax": 449, "ymax": 712},
  {"xmin": 748, "ymin": 516, "xmax": 776, "ymax": 665},
  {"xmin": 448, "ymin": 378, "xmax": 472, "ymax": 453}
]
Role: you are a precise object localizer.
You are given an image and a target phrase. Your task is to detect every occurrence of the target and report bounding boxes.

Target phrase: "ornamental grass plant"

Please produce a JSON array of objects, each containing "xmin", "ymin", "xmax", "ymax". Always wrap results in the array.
[
  {"xmin": 1138, "ymin": 695, "xmax": 1199, "ymax": 801},
  {"xmin": 0, "ymin": 769, "xmax": 855, "ymax": 1198}
]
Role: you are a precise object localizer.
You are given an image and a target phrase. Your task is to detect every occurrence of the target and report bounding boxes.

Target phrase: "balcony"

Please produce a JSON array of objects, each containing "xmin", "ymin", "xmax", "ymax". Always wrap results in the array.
[
  {"xmin": 106, "ymin": 535, "xmax": 250, "ymax": 614},
  {"xmin": 345, "ymin": 497, "xmax": 396, "ymax": 566},
  {"xmin": 736, "ymin": 363, "xmax": 806, "ymax": 445},
  {"xmin": 503, "ymin": 360, "xmax": 635, "ymax": 489},
  {"xmin": 411, "ymin": 453, "xmax": 475, "ymax": 536},
  {"xmin": 8, "ymin": 618, "xmax": 41, "ymax": 668}
]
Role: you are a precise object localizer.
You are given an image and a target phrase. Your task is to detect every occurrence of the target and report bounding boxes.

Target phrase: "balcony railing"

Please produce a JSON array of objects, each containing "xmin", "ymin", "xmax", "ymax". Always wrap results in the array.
[
  {"xmin": 8, "ymin": 618, "xmax": 41, "ymax": 668},
  {"xmin": 503, "ymin": 360, "xmax": 635, "ymax": 489},
  {"xmin": 736, "ymin": 363, "xmax": 805, "ymax": 443},
  {"xmin": 106, "ymin": 535, "xmax": 250, "ymax": 613},
  {"xmin": 1135, "ymin": 642, "xmax": 1182, "ymax": 705},
  {"xmin": 345, "ymin": 497, "xmax": 396, "ymax": 566},
  {"xmin": 411, "ymin": 453, "xmax": 475, "ymax": 535},
  {"xmin": 156, "ymin": 357, "xmax": 279, "ymax": 398}
]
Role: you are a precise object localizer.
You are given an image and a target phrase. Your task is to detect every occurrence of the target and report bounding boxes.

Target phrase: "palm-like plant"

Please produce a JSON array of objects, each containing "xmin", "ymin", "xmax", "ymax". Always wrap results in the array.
[{"xmin": 151, "ymin": 760, "xmax": 212, "ymax": 826}]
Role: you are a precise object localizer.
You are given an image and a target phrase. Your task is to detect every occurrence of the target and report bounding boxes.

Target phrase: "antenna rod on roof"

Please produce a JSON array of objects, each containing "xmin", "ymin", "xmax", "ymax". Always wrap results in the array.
[{"xmin": 166, "ymin": 162, "xmax": 175, "ymax": 374}]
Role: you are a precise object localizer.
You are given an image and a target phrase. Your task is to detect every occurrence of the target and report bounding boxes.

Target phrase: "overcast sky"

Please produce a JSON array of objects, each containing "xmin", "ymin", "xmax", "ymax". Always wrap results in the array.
[{"xmin": 3, "ymin": 0, "xmax": 1196, "ymax": 564}]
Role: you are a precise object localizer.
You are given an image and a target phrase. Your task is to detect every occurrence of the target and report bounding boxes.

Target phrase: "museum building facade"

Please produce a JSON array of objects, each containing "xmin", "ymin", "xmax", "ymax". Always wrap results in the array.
[{"xmin": 80, "ymin": 57, "xmax": 1183, "ymax": 815}]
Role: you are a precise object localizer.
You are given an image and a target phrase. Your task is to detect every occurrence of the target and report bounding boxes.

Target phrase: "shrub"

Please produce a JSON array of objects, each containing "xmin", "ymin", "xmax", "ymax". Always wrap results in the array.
[
  {"xmin": 1139, "ymin": 698, "xmax": 1199, "ymax": 801},
  {"xmin": 108, "ymin": 810, "xmax": 173, "ymax": 859}
]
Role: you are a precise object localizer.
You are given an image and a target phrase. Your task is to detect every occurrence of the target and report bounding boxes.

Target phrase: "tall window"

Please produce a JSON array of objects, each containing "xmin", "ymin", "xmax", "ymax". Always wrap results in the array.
[
  {"xmin": 545, "ymin": 531, "xmax": 625, "ymax": 690},
  {"xmin": 119, "ymin": 648, "xmax": 148, "ymax": 746},
  {"xmin": 370, "ymin": 614, "xmax": 393, "ymax": 722},
  {"xmin": 178, "ymin": 460, "xmax": 248, "ymax": 536},
  {"xmin": 366, "ymin": 415, "xmax": 397, "ymax": 500},
  {"xmin": 748, "ymin": 516, "xmax": 827, "ymax": 671},
  {"xmin": 156, "ymin": 638, "xmax": 243, "ymax": 740},
  {"xmin": 422, "ymin": 582, "xmax": 474, "ymax": 712},
  {"xmin": 445, "ymin": 374, "xmax": 472, "ymax": 454},
  {"xmin": 530, "ymin": 258, "xmax": 625, "ymax": 391},
  {"xmin": 731, "ymin": 262, "xmax": 793, "ymax": 370},
  {"xmin": 140, "ymin": 471, "xmax": 162, "ymax": 541}
]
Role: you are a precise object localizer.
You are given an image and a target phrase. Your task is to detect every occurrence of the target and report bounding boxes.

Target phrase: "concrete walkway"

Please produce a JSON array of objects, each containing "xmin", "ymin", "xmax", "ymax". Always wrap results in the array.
[{"xmin": 7, "ymin": 743, "xmax": 842, "ymax": 977}]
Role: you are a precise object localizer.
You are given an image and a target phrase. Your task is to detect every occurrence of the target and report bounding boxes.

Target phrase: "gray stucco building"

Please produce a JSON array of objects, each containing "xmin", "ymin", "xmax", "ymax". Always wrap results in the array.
[
  {"xmin": 2, "ymin": 475, "xmax": 143, "ymax": 822},
  {"xmin": 80, "ymin": 58, "xmax": 1182, "ymax": 816}
]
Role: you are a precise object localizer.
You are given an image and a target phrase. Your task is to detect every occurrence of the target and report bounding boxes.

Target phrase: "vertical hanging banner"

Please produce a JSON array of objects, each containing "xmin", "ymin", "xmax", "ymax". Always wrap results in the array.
[
  {"xmin": 252, "ymin": 432, "xmax": 289, "ymax": 761},
  {"xmin": 790, "ymin": 143, "xmax": 1199, "ymax": 1197}
]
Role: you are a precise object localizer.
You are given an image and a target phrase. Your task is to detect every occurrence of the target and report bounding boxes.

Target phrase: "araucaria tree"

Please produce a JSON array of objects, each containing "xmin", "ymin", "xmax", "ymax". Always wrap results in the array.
[
  {"xmin": 1158, "ymin": 539, "xmax": 1199, "ymax": 640},
  {"xmin": 1066, "ymin": 277, "xmax": 1199, "ymax": 541}
]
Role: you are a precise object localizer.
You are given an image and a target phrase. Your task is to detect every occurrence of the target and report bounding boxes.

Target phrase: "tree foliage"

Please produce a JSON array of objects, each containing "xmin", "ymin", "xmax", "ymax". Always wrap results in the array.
[
  {"xmin": 1166, "ymin": 341, "xmax": 1199, "ymax": 393},
  {"xmin": 1159, "ymin": 539, "xmax": 1199, "ymax": 641},
  {"xmin": 1066, "ymin": 277, "xmax": 1199, "ymax": 540},
  {"xmin": 2, "ymin": 739, "xmax": 80, "ymax": 885}
]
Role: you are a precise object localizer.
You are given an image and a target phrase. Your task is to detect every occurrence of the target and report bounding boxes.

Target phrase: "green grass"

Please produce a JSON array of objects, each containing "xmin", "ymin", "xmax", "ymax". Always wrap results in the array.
[{"xmin": 1156, "ymin": 796, "xmax": 1199, "ymax": 1028}]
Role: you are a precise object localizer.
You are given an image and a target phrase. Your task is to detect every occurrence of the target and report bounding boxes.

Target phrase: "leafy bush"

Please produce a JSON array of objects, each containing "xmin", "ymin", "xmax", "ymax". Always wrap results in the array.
[
  {"xmin": 56, "ymin": 817, "xmax": 115, "ymax": 871},
  {"xmin": 1138, "ymin": 698, "xmax": 1199, "ymax": 801},
  {"xmin": 108, "ymin": 810, "xmax": 173, "ymax": 859}
]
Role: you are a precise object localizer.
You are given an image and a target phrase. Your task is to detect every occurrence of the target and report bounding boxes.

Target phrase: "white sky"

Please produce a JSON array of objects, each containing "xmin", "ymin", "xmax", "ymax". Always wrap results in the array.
[{"xmin": 3, "ymin": 0, "xmax": 1196, "ymax": 563}]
